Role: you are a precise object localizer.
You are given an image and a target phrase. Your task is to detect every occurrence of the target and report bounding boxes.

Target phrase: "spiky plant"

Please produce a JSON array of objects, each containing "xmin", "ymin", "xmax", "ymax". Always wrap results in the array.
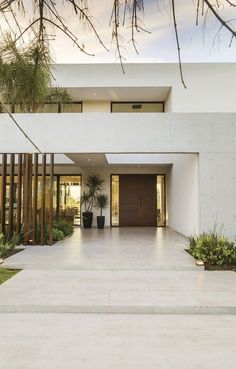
[
  {"xmin": 95, "ymin": 194, "xmax": 109, "ymax": 216},
  {"xmin": 82, "ymin": 175, "xmax": 105, "ymax": 212}
]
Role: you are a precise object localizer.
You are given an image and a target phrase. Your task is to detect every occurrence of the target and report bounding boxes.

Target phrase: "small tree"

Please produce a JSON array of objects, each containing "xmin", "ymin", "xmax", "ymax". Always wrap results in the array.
[
  {"xmin": 82, "ymin": 175, "xmax": 105, "ymax": 212},
  {"xmin": 95, "ymin": 194, "xmax": 109, "ymax": 217}
]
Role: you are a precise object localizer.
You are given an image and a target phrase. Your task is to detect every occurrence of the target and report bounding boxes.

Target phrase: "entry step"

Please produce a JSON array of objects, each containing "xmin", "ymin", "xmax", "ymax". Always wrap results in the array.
[{"xmin": 0, "ymin": 270, "xmax": 235, "ymax": 314}]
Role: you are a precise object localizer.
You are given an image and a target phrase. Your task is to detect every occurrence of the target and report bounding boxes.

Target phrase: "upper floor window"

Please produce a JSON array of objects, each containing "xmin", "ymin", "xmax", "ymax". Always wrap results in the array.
[
  {"xmin": 0, "ymin": 102, "xmax": 82, "ymax": 113},
  {"xmin": 111, "ymin": 102, "xmax": 164, "ymax": 113}
]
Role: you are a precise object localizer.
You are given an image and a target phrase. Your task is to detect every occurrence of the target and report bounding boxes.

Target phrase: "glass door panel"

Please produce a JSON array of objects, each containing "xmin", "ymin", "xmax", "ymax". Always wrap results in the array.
[
  {"xmin": 157, "ymin": 175, "xmax": 165, "ymax": 226},
  {"xmin": 59, "ymin": 176, "xmax": 81, "ymax": 226}
]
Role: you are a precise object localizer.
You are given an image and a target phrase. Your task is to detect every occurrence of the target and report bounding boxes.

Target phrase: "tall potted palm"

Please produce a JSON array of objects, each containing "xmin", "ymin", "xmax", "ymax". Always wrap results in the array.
[
  {"xmin": 81, "ymin": 175, "xmax": 104, "ymax": 228},
  {"xmin": 95, "ymin": 194, "xmax": 109, "ymax": 229}
]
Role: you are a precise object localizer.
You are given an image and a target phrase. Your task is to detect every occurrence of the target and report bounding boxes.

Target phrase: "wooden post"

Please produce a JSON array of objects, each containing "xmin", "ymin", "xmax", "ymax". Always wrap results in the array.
[
  {"xmin": 56, "ymin": 176, "xmax": 60, "ymax": 221},
  {"xmin": 0, "ymin": 154, "xmax": 7, "ymax": 235},
  {"xmin": 40, "ymin": 154, "xmax": 46, "ymax": 245},
  {"xmin": 23, "ymin": 154, "xmax": 32, "ymax": 244},
  {"xmin": 23, "ymin": 154, "xmax": 29, "ymax": 244},
  {"xmin": 32, "ymin": 154, "xmax": 38, "ymax": 245},
  {"xmin": 48, "ymin": 154, "xmax": 54, "ymax": 245},
  {"xmin": 28, "ymin": 154, "xmax": 33, "ymax": 241},
  {"xmin": 8, "ymin": 154, "xmax": 15, "ymax": 239},
  {"xmin": 16, "ymin": 154, "xmax": 22, "ymax": 236}
]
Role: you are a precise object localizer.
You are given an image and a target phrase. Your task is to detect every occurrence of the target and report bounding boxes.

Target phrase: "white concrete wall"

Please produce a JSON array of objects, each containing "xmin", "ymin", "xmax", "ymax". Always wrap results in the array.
[
  {"xmin": 198, "ymin": 152, "xmax": 236, "ymax": 238},
  {"xmin": 167, "ymin": 155, "xmax": 199, "ymax": 236},
  {"xmin": 53, "ymin": 63, "xmax": 236, "ymax": 113},
  {"xmin": 0, "ymin": 112, "xmax": 236, "ymax": 238},
  {"xmin": 1, "ymin": 112, "xmax": 235, "ymax": 154}
]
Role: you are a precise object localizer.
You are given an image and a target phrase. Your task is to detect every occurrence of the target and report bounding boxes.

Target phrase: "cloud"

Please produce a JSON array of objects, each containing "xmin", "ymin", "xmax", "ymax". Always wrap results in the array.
[{"xmin": 1, "ymin": 0, "xmax": 236, "ymax": 62}]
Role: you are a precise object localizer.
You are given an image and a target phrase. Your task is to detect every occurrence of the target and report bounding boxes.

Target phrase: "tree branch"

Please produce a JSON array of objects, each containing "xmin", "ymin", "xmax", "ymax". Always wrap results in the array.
[{"xmin": 171, "ymin": 0, "xmax": 186, "ymax": 88}]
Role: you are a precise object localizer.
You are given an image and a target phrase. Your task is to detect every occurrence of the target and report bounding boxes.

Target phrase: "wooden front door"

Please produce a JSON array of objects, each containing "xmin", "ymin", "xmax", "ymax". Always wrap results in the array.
[{"xmin": 119, "ymin": 174, "xmax": 157, "ymax": 226}]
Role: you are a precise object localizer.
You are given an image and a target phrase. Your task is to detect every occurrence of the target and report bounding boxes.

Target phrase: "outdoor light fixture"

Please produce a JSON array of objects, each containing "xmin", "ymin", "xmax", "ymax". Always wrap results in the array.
[{"xmin": 195, "ymin": 260, "xmax": 204, "ymax": 266}]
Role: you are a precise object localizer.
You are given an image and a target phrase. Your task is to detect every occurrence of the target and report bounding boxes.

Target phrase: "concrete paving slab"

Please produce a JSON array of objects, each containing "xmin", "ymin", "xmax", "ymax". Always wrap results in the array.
[
  {"xmin": 0, "ymin": 314, "xmax": 235, "ymax": 369},
  {"xmin": 0, "ymin": 269, "xmax": 235, "ymax": 313},
  {"xmin": 2, "ymin": 227, "xmax": 199, "ymax": 270}
]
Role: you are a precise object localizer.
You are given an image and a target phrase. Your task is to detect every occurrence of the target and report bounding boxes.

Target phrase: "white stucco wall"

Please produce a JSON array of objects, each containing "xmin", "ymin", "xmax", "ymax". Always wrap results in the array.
[
  {"xmin": 52, "ymin": 63, "xmax": 236, "ymax": 113},
  {"xmin": 0, "ymin": 112, "xmax": 236, "ymax": 238},
  {"xmin": 167, "ymin": 154, "xmax": 199, "ymax": 236}
]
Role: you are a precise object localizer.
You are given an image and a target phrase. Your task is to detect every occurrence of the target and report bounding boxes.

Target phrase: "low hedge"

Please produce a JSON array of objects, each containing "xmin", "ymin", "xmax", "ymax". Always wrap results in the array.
[{"xmin": 188, "ymin": 229, "xmax": 236, "ymax": 267}]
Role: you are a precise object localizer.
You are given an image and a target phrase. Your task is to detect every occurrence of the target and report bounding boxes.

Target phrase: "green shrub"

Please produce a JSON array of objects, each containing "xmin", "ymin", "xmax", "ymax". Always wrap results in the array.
[
  {"xmin": 35, "ymin": 221, "xmax": 73, "ymax": 244},
  {"xmin": 188, "ymin": 229, "xmax": 236, "ymax": 266},
  {"xmin": 53, "ymin": 222, "xmax": 73, "ymax": 237},
  {"xmin": 52, "ymin": 228, "xmax": 65, "ymax": 242},
  {"xmin": 0, "ymin": 232, "xmax": 20, "ymax": 258}
]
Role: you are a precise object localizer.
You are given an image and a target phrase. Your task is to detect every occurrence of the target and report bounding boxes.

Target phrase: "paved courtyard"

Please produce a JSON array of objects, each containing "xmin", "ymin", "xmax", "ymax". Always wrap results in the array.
[
  {"xmin": 3, "ymin": 227, "xmax": 197, "ymax": 270},
  {"xmin": 0, "ymin": 227, "xmax": 236, "ymax": 369}
]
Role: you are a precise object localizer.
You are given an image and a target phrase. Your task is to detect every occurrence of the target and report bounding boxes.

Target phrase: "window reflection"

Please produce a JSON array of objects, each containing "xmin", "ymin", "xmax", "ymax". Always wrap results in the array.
[
  {"xmin": 157, "ymin": 175, "xmax": 165, "ymax": 226},
  {"xmin": 59, "ymin": 176, "xmax": 81, "ymax": 226},
  {"xmin": 111, "ymin": 175, "xmax": 119, "ymax": 226}
]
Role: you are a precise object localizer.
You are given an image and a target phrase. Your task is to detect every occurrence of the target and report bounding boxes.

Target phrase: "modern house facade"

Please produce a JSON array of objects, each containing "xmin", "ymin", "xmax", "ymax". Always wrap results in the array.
[{"xmin": 0, "ymin": 63, "xmax": 236, "ymax": 240}]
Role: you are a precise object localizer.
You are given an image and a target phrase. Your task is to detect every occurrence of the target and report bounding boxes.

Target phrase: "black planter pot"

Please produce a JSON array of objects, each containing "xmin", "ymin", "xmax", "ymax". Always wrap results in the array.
[
  {"xmin": 82, "ymin": 212, "xmax": 93, "ymax": 228},
  {"xmin": 97, "ymin": 216, "xmax": 105, "ymax": 229}
]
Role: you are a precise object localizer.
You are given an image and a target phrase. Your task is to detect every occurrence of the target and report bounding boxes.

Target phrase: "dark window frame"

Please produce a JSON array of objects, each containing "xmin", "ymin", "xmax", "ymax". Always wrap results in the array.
[
  {"xmin": 0, "ymin": 101, "xmax": 83, "ymax": 113},
  {"xmin": 110, "ymin": 101, "xmax": 165, "ymax": 113}
]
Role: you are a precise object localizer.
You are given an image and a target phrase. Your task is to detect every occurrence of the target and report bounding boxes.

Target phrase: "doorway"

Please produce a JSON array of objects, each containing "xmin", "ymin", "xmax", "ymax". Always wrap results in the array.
[{"xmin": 111, "ymin": 174, "xmax": 166, "ymax": 227}]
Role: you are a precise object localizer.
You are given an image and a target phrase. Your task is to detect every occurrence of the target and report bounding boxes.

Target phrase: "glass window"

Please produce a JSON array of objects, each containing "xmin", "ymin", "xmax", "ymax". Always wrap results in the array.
[
  {"xmin": 59, "ymin": 176, "xmax": 81, "ymax": 226},
  {"xmin": 111, "ymin": 175, "xmax": 119, "ymax": 226},
  {"xmin": 157, "ymin": 175, "xmax": 165, "ymax": 226},
  {"xmin": 40, "ymin": 103, "xmax": 59, "ymax": 113},
  {"xmin": 61, "ymin": 103, "xmax": 82, "ymax": 113},
  {"xmin": 111, "ymin": 102, "xmax": 164, "ymax": 113}
]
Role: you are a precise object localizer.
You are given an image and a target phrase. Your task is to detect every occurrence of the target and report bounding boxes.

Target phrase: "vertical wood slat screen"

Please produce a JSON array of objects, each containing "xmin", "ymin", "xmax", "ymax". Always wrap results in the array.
[
  {"xmin": 40, "ymin": 154, "xmax": 46, "ymax": 245},
  {"xmin": 0, "ymin": 153, "xmax": 55, "ymax": 245},
  {"xmin": 16, "ymin": 154, "xmax": 23, "ymax": 235},
  {"xmin": 8, "ymin": 154, "xmax": 15, "ymax": 239},
  {"xmin": 48, "ymin": 154, "xmax": 54, "ymax": 245},
  {"xmin": 23, "ymin": 153, "xmax": 32, "ymax": 244},
  {"xmin": 32, "ymin": 153, "xmax": 38, "ymax": 245}
]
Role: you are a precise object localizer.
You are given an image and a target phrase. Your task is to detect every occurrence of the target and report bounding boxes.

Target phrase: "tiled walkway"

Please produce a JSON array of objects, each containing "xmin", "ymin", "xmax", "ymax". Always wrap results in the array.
[
  {"xmin": 3, "ymin": 227, "xmax": 197, "ymax": 270},
  {"xmin": 0, "ymin": 227, "xmax": 236, "ymax": 369}
]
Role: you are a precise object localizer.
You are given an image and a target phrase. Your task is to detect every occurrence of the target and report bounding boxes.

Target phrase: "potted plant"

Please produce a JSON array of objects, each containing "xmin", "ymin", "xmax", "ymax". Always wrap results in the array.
[
  {"xmin": 81, "ymin": 175, "xmax": 104, "ymax": 228},
  {"xmin": 95, "ymin": 194, "xmax": 109, "ymax": 229}
]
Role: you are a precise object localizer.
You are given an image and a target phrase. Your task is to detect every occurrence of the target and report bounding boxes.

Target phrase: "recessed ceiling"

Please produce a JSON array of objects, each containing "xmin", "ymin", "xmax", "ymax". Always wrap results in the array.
[
  {"xmin": 66, "ymin": 154, "xmax": 108, "ymax": 167},
  {"xmin": 66, "ymin": 153, "xmax": 175, "ymax": 167},
  {"xmin": 67, "ymin": 87, "xmax": 171, "ymax": 101},
  {"xmin": 106, "ymin": 154, "xmax": 174, "ymax": 165}
]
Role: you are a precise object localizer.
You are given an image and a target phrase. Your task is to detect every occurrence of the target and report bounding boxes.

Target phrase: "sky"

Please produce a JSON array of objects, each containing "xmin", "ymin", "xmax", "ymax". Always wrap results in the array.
[
  {"xmin": 50, "ymin": 0, "xmax": 236, "ymax": 63},
  {"xmin": 1, "ymin": 0, "xmax": 236, "ymax": 63}
]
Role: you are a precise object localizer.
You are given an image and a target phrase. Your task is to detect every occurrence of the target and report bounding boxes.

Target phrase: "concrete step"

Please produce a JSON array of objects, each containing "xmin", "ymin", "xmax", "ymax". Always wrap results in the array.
[
  {"xmin": 0, "ymin": 269, "xmax": 235, "ymax": 314},
  {"xmin": 1, "ymin": 263, "xmax": 203, "ymax": 271}
]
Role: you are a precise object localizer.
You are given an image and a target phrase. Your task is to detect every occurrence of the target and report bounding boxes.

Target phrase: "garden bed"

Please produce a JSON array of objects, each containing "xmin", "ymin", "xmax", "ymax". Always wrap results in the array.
[
  {"xmin": 1, "ymin": 248, "xmax": 24, "ymax": 259},
  {"xmin": 186, "ymin": 249, "xmax": 236, "ymax": 271}
]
